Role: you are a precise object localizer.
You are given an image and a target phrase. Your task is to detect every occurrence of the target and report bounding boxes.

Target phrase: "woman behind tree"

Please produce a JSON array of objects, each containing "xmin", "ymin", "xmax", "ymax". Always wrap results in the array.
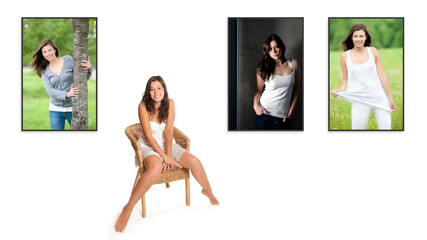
[{"xmin": 31, "ymin": 39, "xmax": 92, "ymax": 130}]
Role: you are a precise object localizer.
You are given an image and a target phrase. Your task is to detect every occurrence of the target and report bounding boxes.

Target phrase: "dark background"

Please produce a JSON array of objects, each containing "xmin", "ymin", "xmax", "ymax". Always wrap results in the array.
[{"xmin": 228, "ymin": 18, "xmax": 304, "ymax": 130}]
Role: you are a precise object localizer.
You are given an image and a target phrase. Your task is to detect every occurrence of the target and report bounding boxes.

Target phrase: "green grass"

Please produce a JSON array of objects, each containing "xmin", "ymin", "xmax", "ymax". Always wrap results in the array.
[
  {"xmin": 329, "ymin": 48, "xmax": 403, "ymax": 130},
  {"xmin": 22, "ymin": 71, "xmax": 97, "ymax": 130}
]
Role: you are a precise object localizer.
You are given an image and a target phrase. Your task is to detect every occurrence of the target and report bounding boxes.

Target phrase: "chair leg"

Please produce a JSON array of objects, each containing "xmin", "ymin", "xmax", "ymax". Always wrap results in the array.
[
  {"xmin": 141, "ymin": 194, "xmax": 146, "ymax": 218},
  {"xmin": 132, "ymin": 170, "xmax": 140, "ymax": 193},
  {"xmin": 166, "ymin": 182, "xmax": 170, "ymax": 188},
  {"xmin": 185, "ymin": 177, "xmax": 190, "ymax": 206}
]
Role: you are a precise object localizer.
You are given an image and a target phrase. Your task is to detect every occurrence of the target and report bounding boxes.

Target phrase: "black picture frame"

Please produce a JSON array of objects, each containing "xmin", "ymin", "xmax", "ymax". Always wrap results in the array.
[
  {"xmin": 228, "ymin": 17, "xmax": 304, "ymax": 131},
  {"xmin": 328, "ymin": 17, "xmax": 404, "ymax": 131},
  {"xmin": 21, "ymin": 17, "xmax": 98, "ymax": 131}
]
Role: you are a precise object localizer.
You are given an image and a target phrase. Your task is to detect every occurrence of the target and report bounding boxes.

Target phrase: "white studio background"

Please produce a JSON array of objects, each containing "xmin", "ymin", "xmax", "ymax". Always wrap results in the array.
[{"xmin": 0, "ymin": 0, "xmax": 426, "ymax": 239}]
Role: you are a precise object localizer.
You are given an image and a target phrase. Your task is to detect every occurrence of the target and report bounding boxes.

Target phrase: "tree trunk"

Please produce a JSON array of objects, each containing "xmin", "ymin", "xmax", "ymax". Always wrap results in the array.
[{"xmin": 71, "ymin": 18, "xmax": 89, "ymax": 130}]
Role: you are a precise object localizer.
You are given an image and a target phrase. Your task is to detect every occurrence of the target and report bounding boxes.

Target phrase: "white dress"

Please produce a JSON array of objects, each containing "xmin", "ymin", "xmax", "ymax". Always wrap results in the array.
[
  {"xmin": 259, "ymin": 60, "xmax": 296, "ymax": 118},
  {"xmin": 139, "ymin": 121, "xmax": 167, "ymax": 150},
  {"xmin": 337, "ymin": 47, "xmax": 391, "ymax": 112},
  {"xmin": 135, "ymin": 121, "xmax": 186, "ymax": 166}
]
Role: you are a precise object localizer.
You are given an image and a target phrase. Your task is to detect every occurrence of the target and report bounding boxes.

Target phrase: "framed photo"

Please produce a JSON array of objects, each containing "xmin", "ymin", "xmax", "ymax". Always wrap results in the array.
[
  {"xmin": 328, "ymin": 18, "xmax": 404, "ymax": 131},
  {"xmin": 228, "ymin": 17, "xmax": 304, "ymax": 131},
  {"xmin": 22, "ymin": 17, "xmax": 97, "ymax": 131}
]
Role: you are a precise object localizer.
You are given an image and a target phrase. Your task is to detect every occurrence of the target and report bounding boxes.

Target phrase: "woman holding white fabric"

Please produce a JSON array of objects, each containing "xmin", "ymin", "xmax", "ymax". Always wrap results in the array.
[{"xmin": 331, "ymin": 23, "xmax": 395, "ymax": 130}]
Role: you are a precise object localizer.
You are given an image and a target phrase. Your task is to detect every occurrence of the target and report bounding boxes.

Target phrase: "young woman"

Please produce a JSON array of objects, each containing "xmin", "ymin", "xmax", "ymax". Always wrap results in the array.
[
  {"xmin": 253, "ymin": 34, "xmax": 301, "ymax": 129},
  {"xmin": 115, "ymin": 76, "xmax": 219, "ymax": 233},
  {"xmin": 331, "ymin": 23, "xmax": 396, "ymax": 130},
  {"xmin": 31, "ymin": 39, "xmax": 92, "ymax": 130}
]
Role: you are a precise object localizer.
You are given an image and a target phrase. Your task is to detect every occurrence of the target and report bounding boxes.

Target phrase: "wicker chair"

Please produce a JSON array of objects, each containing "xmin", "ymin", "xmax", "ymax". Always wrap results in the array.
[{"xmin": 125, "ymin": 123, "xmax": 190, "ymax": 218}]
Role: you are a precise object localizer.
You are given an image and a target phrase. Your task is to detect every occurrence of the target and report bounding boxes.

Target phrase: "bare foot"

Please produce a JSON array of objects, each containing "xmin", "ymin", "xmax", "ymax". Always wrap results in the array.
[
  {"xmin": 202, "ymin": 189, "xmax": 219, "ymax": 205},
  {"xmin": 115, "ymin": 205, "xmax": 132, "ymax": 233}
]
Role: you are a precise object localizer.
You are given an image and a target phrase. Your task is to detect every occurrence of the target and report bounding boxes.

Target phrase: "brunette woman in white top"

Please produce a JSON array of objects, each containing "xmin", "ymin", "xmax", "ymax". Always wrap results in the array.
[
  {"xmin": 253, "ymin": 34, "xmax": 301, "ymax": 129},
  {"xmin": 331, "ymin": 24, "xmax": 396, "ymax": 130},
  {"xmin": 115, "ymin": 76, "xmax": 219, "ymax": 233}
]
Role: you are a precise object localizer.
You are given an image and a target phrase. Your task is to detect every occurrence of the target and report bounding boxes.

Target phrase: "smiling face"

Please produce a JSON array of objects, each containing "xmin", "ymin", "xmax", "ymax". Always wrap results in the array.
[
  {"xmin": 268, "ymin": 40, "xmax": 282, "ymax": 60},
  {"xmin": 149, "ymin": 80, "xmax": 164, "ymax": 103},
  {"xmin": 351, "ymin": 29, "xmax": 367, "ymax": 48},
  {"xmin": 41, "ymin": 44, "xmax": 57, "ymax": 62}
]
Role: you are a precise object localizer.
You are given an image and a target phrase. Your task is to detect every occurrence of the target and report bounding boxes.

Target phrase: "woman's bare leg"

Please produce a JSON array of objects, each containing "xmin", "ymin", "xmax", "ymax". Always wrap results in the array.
[
  {"xmin": 115, "ymin": 156, "xmax": 163, "ymax": 233},
  {"xmin": 178, "ymin": 152, "xmax": 219, "ymax": 205}
]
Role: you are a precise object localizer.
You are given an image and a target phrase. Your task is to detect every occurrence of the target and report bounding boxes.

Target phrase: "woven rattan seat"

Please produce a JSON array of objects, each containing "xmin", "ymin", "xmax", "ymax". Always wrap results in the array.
[{"xmin": 125, "ymin": 123, "xmax": 190, "ymax": 217}]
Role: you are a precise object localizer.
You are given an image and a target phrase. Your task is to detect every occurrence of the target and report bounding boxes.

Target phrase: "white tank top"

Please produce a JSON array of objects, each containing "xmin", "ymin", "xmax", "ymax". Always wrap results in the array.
[
  {"xmin": 337, "ymin": 47, "xmax": 391, "ymax": 111},
  {"xmin": 259, "ymin": 60, "xmax": 295, "ymax": 118}
]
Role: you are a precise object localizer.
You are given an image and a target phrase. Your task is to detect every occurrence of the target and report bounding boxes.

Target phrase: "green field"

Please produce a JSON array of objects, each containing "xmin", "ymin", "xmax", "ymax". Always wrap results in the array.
[
  {"xmin": 329, "ymin": 48, "xmax": 403, "ymax": 130},
  {"xmin": 22, "ymin": 71, "xmax": 97, "ymax": 130}
]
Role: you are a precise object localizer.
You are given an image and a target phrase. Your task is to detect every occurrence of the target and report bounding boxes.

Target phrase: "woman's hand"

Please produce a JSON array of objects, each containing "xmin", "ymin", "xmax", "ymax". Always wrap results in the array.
[
  {"xmin": 81, "ymin": 56, "xmax": 92, "ymax": 69},
  {"xmin": 66, "ymin": 84, "xmax": 79, "ymax": 98},
  {"xmin": 330, "ymin": 89, "xmax": 342, "ymax": 97},
  {"xmin": 389, "ymin": 99, "xmax": 396, "ymax": 112},
  {"xmin": 284, "ymin": 111, "xmax": 294, "ymax": 122},
  {"xmin": 254, "ymin": 104, "xmax": 267, "ymax": 116},
  {"xmin": 162, "ymin": 155, "xmax": 183, "ymax": 172}
]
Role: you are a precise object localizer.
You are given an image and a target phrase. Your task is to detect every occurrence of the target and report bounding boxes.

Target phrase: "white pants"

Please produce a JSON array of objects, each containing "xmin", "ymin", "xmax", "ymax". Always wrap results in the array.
[{"xmin": 351, "ymin": 101, "xmax": 391, "ymax": 130}]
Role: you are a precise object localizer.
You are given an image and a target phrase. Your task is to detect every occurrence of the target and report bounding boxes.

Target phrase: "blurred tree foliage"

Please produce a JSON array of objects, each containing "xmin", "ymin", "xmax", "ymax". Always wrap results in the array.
[
  {"xmin": 329, "ymin": 18, "xmax": 403, "ymax": 51},
  {"xmin": 22, "ymin": 18, "xmax": 96, "ymax": 67}
]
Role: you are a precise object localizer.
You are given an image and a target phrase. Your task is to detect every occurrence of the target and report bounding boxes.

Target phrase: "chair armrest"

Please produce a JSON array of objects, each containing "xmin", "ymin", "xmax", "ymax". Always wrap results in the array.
[
  {"xmin": 125, "ymin": 124, "xmax": 144, "ymax": 168},
  {"xmin": 173, "ymin": 127, "xmax": 190, "ymax": 151}
]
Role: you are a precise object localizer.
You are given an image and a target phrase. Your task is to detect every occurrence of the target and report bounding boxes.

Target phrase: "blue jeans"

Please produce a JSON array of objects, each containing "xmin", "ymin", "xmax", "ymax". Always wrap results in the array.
[
  {"xmin": 49, "ymin": 111, "xmax": 72, "ymax": 130},
  {"xmin": 254, "ymin": 113, "xmax": 288, "ymax": 130}
]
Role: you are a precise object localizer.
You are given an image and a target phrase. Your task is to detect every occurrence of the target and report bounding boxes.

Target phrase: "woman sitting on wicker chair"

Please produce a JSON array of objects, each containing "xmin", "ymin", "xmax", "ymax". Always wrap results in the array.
[{"xmin": 115, "ymin": 76, "xmax": 219, "ymax": 233}]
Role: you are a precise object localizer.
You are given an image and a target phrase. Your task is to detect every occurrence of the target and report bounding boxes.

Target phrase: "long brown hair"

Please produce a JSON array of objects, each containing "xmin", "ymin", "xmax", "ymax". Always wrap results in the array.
[
  {"xmin": 142, "ymin": 76, "xmax": 169, "ymax": 123},
  {"xmin": 31, "ymin": 39, "xmax": 59, "ymax": 77},
  {"xmin": 256, "ymin": 34, "xmax": 287, "ymax": 81},
  {"xmin": 341, "ymin": 23, "xmax": 372, "ymax": 51}
]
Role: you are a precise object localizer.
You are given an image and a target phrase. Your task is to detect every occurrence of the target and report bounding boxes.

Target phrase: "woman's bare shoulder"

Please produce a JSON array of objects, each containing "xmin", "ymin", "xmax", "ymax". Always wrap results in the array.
[
  {"xmin": 168, "ymin": 98, "xmax": 175, "ymax": 111},
  {"xmin": 369, "ymin": 47, "xmax": 381, "ymax": 62},
  {"xmin": 139, "ymin": 101, "xmax": 148, "ymax": 113},
  {"xmin": 291, "ymin": 58, "xmax": 299, "ymax": 69},
  {"xmin": 370, "ymin": 47, "xmax": 380, "ymax": 55},
  {"xmin": 340, "ymin": 51, "xmax": 347, "ymax": 63}
]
